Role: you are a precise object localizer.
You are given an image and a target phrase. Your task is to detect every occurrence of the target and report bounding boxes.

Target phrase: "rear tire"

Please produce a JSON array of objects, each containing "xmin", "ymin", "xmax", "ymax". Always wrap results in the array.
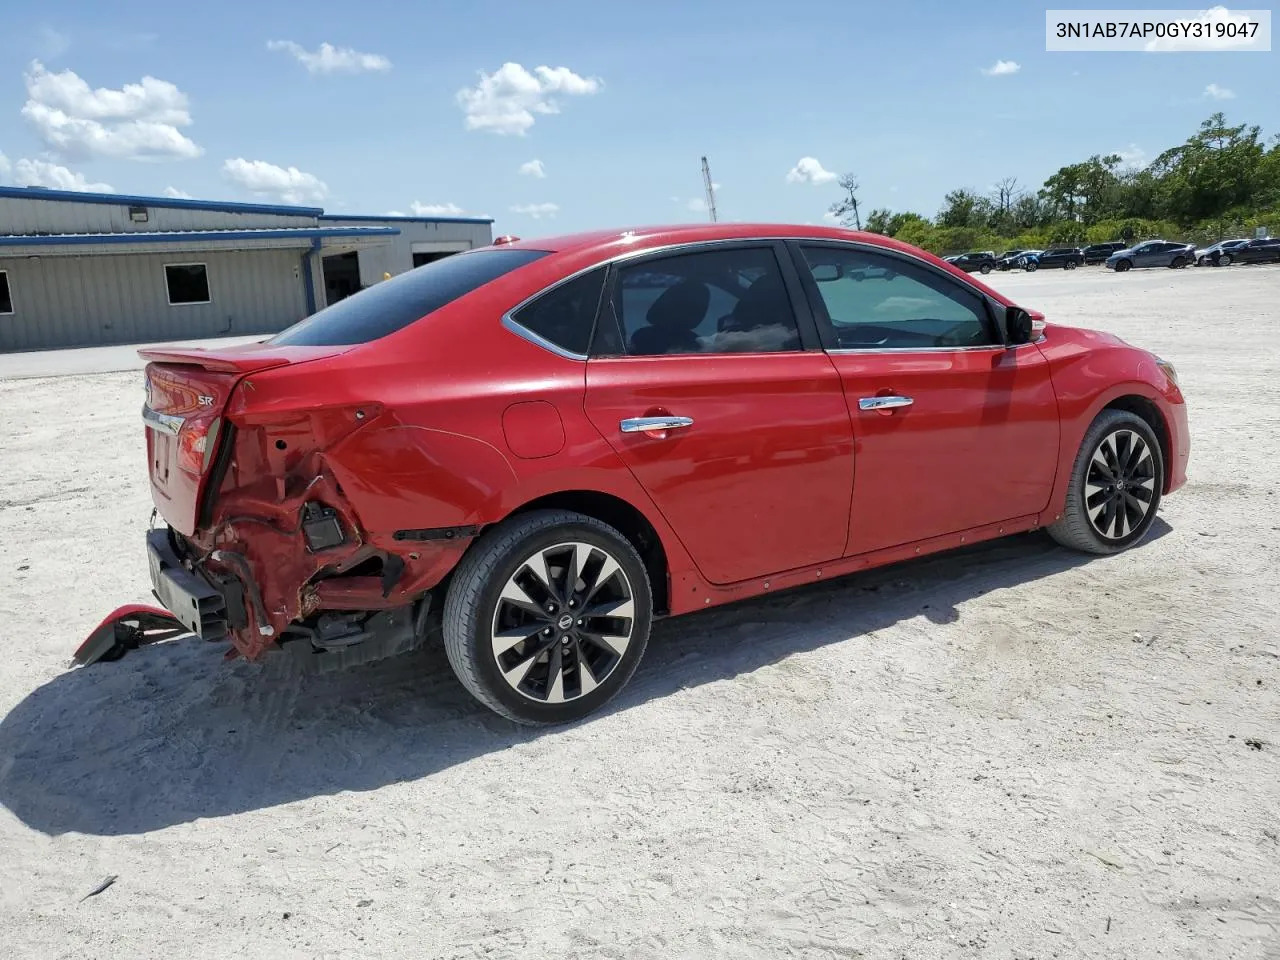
[
  {"xmin": 1171, "ymin": 256, "xmax": 1187, "ymax": 269},
  {"xmin": 442, "ymin": 509, "xmax": 653, "ymax": 725},
  {"xmin": 1065, "ymin": 260, "xmax": 1077, "ymax": 270},
  {"xmin": 980, "ymin": 264, "xmax": 992, "ymax": 274},
  {"xmin": 1047, "ymin": 409, "xmax": 1164, "ymax": 556}
]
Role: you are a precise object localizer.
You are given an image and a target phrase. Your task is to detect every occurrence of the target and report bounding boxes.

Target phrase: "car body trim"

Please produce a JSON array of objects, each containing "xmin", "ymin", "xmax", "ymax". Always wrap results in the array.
[{"xmin": 142, "ymin": 403, "xmax": 184, "ymax": 436}]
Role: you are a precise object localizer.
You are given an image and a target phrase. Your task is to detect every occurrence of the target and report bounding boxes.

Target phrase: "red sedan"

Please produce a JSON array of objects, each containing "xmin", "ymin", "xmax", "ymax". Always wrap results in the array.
[{"xmin": 85, "ymin": 224, "xmax": 1189, "ymax": 725}]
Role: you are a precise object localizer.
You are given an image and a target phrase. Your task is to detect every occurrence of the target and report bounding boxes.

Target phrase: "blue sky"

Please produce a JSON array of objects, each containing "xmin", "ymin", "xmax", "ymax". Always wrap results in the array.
[{"xmin": 0, "ymin": 1, "xmax": 1275, "ymax": 233}]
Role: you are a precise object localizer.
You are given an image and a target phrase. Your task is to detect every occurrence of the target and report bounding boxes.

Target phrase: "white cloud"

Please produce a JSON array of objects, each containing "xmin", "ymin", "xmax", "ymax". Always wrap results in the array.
[
  {"xmin": 981, "ymin": 59, "xmax": 1021, "ymax": 76},
  {"xmin": 410, "ymin": 201, "xmax": 465, "ymax": 216},
  {"xmin": 222, "ymin": 158, "xmax": 327, "ymax": 205},
  {"xmin": 519, "ymin": 158, "xmax": 546, "ymax": 178},
  {"xmin": 1204, "ymin": 82, "xmax": 1235, "ymax": 100},
  {"xmin": 686, "ymin": 197, "xmax": 708, "ymax": 212},
  {"xmin": 1147, "ymin": 6, "xmax": 1267, "ymax": 51},
  {"xmin": 266, "ymin": 40, "xmax": 391, "ymax": 74},
  {"xmin": 457, "ymin": 63, "xmax": 601, "ymax": 135},
  {"xmin": 786, "ymin": 157, "xmax": 837, "ymax": 185},
  {"xmin": 163, "ymin": 185, "xmax": 192, "ymax": 198},
  {"xmin": 0, "ymin": 151, "xmax": 9, "ymax": 179},
  {"xmin": 822, "ymin": 211, "xmax": 841, "ymax": 223},
  {"xmin": 510, "ymin": 202, "xmax": 559, "ymax": 219},
  {"xmin": 385, "ymin": 209, "xmax": 406, "ymax": 217},
  {"xmin": 21, "ymin": 60, "xmax": 200, "ymax": 161},
  {"xmin": 11, "ymin": 157, "xmax": 113, "ymax": 192},
  {"xmin": 1115, "ymin": 144, "xmax": 1147, "ymax": 168}
]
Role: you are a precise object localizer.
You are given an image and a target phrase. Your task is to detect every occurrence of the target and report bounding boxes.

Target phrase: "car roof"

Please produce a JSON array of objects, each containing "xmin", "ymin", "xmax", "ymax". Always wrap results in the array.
[{"xmin": 490, "ymin": 223, "xmax": 924, "ymax": 260}]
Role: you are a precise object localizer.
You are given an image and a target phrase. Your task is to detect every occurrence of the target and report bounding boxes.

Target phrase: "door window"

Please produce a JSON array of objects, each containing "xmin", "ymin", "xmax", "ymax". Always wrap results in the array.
[
  {"xmin": 797, "ymin": 245, "xmax": 997, "ymax": 350},
  {"xmin": 606, "ymin": 246, "xmax": 802, "ymax": 356}
]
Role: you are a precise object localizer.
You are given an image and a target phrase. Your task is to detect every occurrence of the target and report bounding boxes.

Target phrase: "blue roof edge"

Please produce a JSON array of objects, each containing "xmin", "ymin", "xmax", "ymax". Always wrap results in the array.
[
  {"xmin": 0, "ymin": 185, "xmax": 325, "ymax": 218},
  {"xmin": 0, "ymin": 226, "xmax": 401, "ymax": 247},
  {"xmin": 319, "ymin": 213, "xmax": 496, "ymax": 225}
]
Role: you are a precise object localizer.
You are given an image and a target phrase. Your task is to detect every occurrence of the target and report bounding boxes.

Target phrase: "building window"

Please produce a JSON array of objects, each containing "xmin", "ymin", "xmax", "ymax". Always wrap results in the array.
[
  {"xmin": 0, "ymin": 271, "xmax": 12, "ymax": 315},
  {"xmin": 165, "ymin": 263, "xmax": 210, "ymax": 305}
]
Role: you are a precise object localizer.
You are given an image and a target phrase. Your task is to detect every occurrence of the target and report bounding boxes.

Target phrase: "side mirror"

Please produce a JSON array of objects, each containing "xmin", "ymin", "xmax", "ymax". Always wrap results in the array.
[
  {"xmin": 1005, "ymin": 306, "xmax": 1034, "ymax": 345},
  {"xmin": 810, "ymin": 263, "xmax": 842, "ymax": 282}
]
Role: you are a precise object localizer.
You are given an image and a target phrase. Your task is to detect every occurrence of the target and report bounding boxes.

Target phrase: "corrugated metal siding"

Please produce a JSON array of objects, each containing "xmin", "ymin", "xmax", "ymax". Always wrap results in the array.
[
  {"xmin": 323, "ymin": 219, "xmax": 492, "ymax": 285},
  {"xmin": 0, "ymin": 196, "xmax": 316, "ymax": 234},
  {"xmin": 0, "ymin": 250, "xmax": 308, "ymax": 351}
]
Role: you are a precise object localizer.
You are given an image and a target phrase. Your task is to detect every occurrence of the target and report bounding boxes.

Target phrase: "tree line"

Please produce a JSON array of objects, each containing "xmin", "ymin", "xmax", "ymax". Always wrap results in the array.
[{"xmin": 829, "ymin": 113, "xmax": 1280, "ymax": 254}]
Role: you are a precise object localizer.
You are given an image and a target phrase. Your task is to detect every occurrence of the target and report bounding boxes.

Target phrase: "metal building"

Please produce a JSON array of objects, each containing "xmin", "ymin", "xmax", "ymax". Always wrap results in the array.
[{"xmin": 0, "ymin": 186, "xmax": 493, "ymax": 352}]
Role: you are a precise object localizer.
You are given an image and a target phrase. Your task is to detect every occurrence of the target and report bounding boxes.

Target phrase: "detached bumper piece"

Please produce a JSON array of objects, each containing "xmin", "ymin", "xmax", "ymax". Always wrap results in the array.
[
  {"xmin": 72, "ymin": 604, "xmax": 190, "ymax": 667},
  {"xmin": 146, "ymin": 527, "xmax": 236, "ymax": 640}
]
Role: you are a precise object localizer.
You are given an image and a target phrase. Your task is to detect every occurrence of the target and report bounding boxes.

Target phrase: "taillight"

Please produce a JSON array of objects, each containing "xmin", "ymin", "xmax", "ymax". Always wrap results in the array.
[{"xmin": 176, "ymin": 415, "xmax": 221, "ymax": 476}]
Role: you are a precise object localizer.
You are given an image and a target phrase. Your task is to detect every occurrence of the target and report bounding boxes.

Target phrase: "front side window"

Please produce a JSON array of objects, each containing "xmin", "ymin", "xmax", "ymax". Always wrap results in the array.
[
  {"xmin": 0, "ymin": 271, "xmax": 12, "ymax": 314},
  {"xmin": 798, "ymin": 244, "xmax": 997, "ymax": 350},
  {"xmin": 271, "ymin": 248, "xmax": 548, "ymax": 346},
  {"xmin": 608, "ymin": 246, "xmax": 801, "ymax": 356},
  {"xmin": 509, "ymin": 268, "xmax": 606, "ymax": 357},
  {"xmin": 165, "ymin": 263, "xmax": 210, "ymax": 305}
]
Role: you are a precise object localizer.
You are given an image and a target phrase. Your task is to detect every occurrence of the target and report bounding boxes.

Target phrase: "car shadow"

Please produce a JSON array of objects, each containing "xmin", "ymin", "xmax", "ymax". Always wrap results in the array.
[{"xmin": 0, "ymin": 522, "xmax": 1170, "ymax": 837}]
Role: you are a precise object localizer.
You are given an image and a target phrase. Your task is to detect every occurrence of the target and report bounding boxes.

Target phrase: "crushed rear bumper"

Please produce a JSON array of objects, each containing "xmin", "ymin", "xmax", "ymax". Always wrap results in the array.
[{"xmin": 146, "ymin": 527, "xmax": 243, "ymax": 641}]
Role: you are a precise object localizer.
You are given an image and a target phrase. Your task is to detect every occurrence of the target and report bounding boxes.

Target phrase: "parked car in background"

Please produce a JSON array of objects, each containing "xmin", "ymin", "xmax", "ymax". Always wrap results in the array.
[
  {"xmin": 1032, "ymin": 247, "xmax": 1085, "ymax": 270},
  {"xmin": 1194, "ymin": 239, "xmax": 1250, "ymax": 265},
  {"xmin": 1083, "ymin": 242, "xmax": 1127, "ymax": 265},
  {"xmin": 1012, "ymin": 250, "xmax": 1043, "ymax": 271},
  {"xmin": 1227, "ymin": 237, "xmax": 1280, "ymax": 264},
  {"xmin": 996, "ymin": 250, "xmax": 1029, "ymax": 271},
  {"xmin": 1105, "ymin": 241, "xmax": 1197, "ymax": 272},
  {"xmin": 950, "ymin": 251, "xmax": 997, "ymax": 274},
  {"xmin": 77, "ymin": 222, "xmax": 1190, "ymax": 725}
]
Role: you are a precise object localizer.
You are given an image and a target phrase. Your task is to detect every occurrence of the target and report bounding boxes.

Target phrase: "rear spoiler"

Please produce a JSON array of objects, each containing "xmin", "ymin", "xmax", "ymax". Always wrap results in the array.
[{"xmin": 137, "ymin": 344, "xmax": 350, "ymax": 374}]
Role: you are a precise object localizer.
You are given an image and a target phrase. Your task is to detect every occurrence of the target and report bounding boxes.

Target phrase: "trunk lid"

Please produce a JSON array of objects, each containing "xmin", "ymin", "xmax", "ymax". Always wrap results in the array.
[{"xmin": 141, "ymin": 344, "xmax": 349, "ymax": 535}]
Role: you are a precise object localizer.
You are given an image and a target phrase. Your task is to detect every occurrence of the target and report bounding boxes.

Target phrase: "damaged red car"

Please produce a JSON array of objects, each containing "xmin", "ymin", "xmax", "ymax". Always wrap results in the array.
[{"xmin": 79, "ymin": 224, "xmax": 1190, "ymax": 725}]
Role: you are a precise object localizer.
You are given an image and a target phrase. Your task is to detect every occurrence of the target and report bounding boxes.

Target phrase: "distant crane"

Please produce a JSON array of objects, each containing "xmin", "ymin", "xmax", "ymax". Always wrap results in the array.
[{"xmin": 701, "ymin": 156, "xmax": 718, "ymax": 223}]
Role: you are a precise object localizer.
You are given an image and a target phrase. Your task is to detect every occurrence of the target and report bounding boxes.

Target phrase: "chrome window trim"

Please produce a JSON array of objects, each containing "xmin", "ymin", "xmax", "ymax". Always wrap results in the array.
[
  {"xmin": 500, "ymin": 313, "xmax": 590, "ymax": 361},
  {"xmin": 828, "ymin": 344, "xmax": 1005, "ymax": 356},
  {"xmin": 499, "ymin": 234, "xmax": 1029, "ymax": 360},
  {"xmin": 828, "ymin": 338, "xmax": 1045, "ymax": 356}
]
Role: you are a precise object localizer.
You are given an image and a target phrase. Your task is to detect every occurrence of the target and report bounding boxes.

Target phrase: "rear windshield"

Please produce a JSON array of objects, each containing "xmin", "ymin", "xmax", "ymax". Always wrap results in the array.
[{"xmin": 269, "ymin": 248, "xmax": 549, "ymax": 346}]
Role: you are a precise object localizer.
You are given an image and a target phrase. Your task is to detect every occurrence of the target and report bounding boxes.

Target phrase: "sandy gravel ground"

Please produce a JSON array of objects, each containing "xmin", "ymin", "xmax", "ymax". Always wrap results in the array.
[{"xmin": 1, "ymin": 265, "xmax": 1278, "ymax": 960}]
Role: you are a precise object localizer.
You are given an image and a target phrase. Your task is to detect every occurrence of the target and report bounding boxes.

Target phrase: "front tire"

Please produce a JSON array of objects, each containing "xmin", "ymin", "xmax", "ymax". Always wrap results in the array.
[
  {"xmin": 442, "ymin": 509, "xmax": 653, "ymax": 725},
  {"xmin": 1222, "ymin": 254, "xmax": 1234, "ymax": 265},
  {"xmin": 1047, "ymin": 410, "xmax": 1164, "ymax": 555},
  {"xmin": 1114, "ymin": 259, "xmax": 1132, "ymax": 272},
  {"xmin": 1025, "ymin": 260, "xmax": 1039, "ymax": 272}
]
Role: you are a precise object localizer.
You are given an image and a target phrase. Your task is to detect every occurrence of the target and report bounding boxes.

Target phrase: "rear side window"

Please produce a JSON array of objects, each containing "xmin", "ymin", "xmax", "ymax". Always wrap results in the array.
[
  {"xmin": 508, "ymin": 268, "xmax": 607, "ymax": 357},
  {"xmin": 608, "ymin": 246, "xmax": 802, "ymax": 356},
  {"xmin": 270, "ymin": 249, "xmax": 548, "ymax": 346}
]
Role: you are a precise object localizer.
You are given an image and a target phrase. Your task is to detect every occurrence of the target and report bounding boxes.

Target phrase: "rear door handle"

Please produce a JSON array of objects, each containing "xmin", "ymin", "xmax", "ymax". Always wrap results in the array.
[
  {"xmin": 858, "ymin": 395, "xmax": 913, "ymax": 411},
  {"xmin": 620, "ymin": 416, "xmax": 694, "ymax": 433}
]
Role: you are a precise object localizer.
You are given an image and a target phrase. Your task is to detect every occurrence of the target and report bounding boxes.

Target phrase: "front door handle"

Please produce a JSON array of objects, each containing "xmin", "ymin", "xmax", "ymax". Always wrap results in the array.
[
  {"xmin": 858, "ymin": 395, "xmax": 913, "ymax": 412},
  {"xmin": 620, "ymin": 416, "xmax": 694, "ymax": 433}
]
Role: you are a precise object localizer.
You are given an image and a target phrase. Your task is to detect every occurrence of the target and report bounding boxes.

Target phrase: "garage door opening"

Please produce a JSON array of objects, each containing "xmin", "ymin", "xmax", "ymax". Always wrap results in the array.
[
  {"xmin": 323, "ymin": 252, "xmax": 362, "ymax": 304},
  {"xmin": 412, "ymin": 251, "xmax": 457, "ymax": 268}
]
